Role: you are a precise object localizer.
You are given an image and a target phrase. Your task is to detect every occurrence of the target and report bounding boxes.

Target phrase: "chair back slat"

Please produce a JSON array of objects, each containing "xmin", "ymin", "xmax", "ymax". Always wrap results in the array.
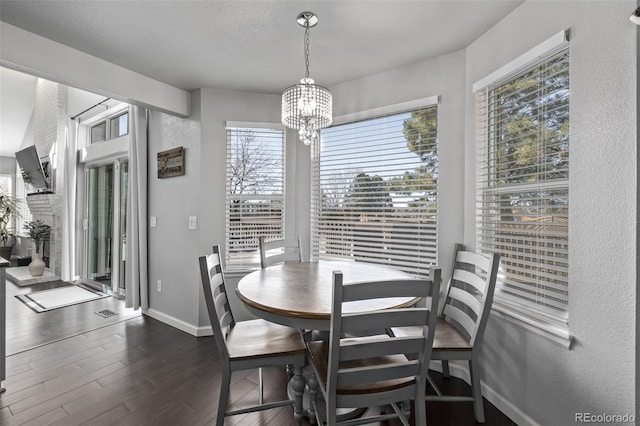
[
  {"xmin": 442, "ymin": 304, "xmax": 476, "ymax": 340},
  {"xmin": 456, "ymin": 250, "xmax": 491, "ymax": 271},
  {"xmin": 213, "ymin": 291, "xmax": 228, "ymax": 315},
  {"xmin": 447, "ymin": 286, "xmax": 482, "ymax": 316},
  {"xmin": 340, "ymin": 335, "xmax": 426, "ymax": 361},
  {"xmin": 341, "ymin": 279, "xmax": 429, "ymax": 302},
  {"xmin": 261, "ymin": 252, "xmax": 299, "ymax": 266},
  {"xmin": 451, "ymin": 268, "xmax": 487, "ymax": 295},
  {"xmin": 342, "ymin": 309, "xmax": 429, "ymax": 333},
  {"xmin": 214, "ymin": 292, "xmax": 234, "ymax": 335},
  {"xmin": 218, "ymin": 310, "xmax": 234, "ymax": 335},
  {"xmin": 198, "ymin": 245, "xmax": 234, "ymax": 362},
  {"xmin": 259, "ymin": 236, "xmax": 302, "ymax": 268},
  {"xmin": 337, "ymin": 361, "xmax": 422, "ymax": 388}
]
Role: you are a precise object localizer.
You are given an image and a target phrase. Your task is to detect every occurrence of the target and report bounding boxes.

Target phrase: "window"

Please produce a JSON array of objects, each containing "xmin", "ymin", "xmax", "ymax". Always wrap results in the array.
[
  {"xmin": 91, "ymin": 122, "xmax": 107, "ymax": 144},
  {"xmin": 312, "ymin": 104, "xmax": 438, "ymax": 277},
  {"xmin": 0, "ymin": 175, "xmax": 11, "ymax": 191},
  {"xmin": 475, "ymin": 33, "xmax": 569, "ymax": 343},
  {"xmin": 225, "ymin": 124, "xmax": 285, "ymax": 269},
  {"xmin": 110, "ymin": 112, "xmax": 129, "ymax": 138},
  {"xmin": 90, "ymin": 111, "xmax": 129, "ymax": 144},
  {"xmin": 0, "ymin": 174, "xmax": 14, "ymax": 239}
]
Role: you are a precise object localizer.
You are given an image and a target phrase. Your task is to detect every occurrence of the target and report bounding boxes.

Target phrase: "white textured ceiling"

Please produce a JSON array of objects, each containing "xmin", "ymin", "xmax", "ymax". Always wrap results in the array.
[
  {"xmin": 0, "ymin": 0, "xmax": 523, "ymax": 92},
  {"xmin": 0, "ymin": 0, "xmax": 523, "ymax": 157}
]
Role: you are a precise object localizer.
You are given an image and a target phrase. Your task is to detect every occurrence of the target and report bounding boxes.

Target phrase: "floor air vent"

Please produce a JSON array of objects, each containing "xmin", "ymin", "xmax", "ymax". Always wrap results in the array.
[{"xmin": 96, "ymin": 309, "xmax": 118, "ymax": 318}]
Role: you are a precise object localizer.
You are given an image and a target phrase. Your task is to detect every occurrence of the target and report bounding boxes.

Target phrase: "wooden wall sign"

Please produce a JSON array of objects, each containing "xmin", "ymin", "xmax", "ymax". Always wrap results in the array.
[{"xmin": 157, "ymin": 147, "xmax": 185, "ymax": 178}]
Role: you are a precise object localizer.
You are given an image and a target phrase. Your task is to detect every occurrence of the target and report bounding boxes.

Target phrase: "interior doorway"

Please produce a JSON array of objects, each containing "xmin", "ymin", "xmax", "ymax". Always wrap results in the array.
[{"xmin": 84, "ymin": 159, "xmax": 128, "ymax": 298}]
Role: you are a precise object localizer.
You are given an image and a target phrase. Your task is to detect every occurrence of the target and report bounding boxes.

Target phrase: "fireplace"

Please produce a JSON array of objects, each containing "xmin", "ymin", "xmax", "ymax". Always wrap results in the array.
[{"xmin": 26, "ymin": 193, "xmax": 61, "ymax": 276}]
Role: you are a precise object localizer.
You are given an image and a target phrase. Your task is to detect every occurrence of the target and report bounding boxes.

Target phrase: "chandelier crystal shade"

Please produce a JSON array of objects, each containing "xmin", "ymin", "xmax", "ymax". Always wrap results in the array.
[
  {"xmin": 281, "ymin": 12, "xmax": 332, "ymax": 145},
  {"xmin": 631, "ymin": 7, "xmax": 640, "ymax": 25}
]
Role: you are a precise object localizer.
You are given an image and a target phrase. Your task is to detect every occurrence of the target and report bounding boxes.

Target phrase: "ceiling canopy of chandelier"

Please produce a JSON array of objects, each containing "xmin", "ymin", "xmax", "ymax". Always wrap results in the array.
[{"xmin": 281, "ymin": 12, "xmax": 333, "ymax": 146}]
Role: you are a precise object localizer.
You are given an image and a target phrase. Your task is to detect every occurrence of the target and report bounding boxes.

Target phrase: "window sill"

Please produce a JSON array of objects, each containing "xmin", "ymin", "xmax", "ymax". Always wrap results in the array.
[{"xmin": 491, "ymin": 298, "xmax": 573, "ymax": 349}]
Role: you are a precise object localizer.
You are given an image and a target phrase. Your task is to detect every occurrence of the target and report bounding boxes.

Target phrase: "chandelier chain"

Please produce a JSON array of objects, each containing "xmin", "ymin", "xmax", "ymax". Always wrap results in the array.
[{"xmin": 304, "ymin": 24, "xmax": 310, "ymax": 79}]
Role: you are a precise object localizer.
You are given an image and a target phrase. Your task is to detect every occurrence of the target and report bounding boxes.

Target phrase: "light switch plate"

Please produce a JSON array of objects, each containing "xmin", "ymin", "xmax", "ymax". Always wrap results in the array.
[
  {"xmin": 150, "ymin": 216, "xmax": 157, "ymax": 228},
  {"xmin": 188, "ymin": 216, "xmax": 197, "ymax": 230}
]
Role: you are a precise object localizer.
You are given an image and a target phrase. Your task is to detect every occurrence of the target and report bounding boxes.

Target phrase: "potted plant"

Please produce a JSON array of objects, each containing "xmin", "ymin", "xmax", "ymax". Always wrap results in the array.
[
  {"xmin": 0, "ymin": 189, "xmax": 20, "ymax": 261},
  {"xmin": 23, "ymin": 219, "xmax": 51, "ymax": 276}
]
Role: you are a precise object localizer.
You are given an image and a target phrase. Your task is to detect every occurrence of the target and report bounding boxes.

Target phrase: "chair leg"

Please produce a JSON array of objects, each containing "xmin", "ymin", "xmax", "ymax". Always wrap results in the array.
[
  {"xmin": 217, "ymin": 368, "xmax": 231, "ymax": 426},
  {"xmin": 441, "ymin": 359, "xmax": 450, "ymax": 377},
  {"xmin": 414, "ymin": 396, "xmax": 427, "ymax": 426},
  {"xmin": 292, "ymin": 365, "xmax": 305, "ymax": 426},
  {"xmin": 469, "ymin": 359, "xmax": 485, "ymax": 423},
  {"xmin": 259, "ymin": 367, "xmax": 264, "ymax": 405},
  {"xmin": 426, "ymin": 373, "xmax": 443, "ymax": 396}
]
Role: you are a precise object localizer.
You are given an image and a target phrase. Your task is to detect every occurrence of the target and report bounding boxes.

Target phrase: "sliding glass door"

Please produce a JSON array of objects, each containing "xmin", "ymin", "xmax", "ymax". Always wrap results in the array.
[{"xmin": 84, "ymin": 160, "xmax": 128, "ymax": 297}]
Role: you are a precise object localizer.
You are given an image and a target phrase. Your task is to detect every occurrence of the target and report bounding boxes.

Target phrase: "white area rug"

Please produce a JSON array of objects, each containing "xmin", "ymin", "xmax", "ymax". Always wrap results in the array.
[{"xmin": 16, "ymin": 285, "xmax": 109, "ymax": 313}]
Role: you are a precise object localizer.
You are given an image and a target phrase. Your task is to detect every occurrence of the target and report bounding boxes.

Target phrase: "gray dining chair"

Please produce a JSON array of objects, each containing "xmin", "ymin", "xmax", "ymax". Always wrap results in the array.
[
  {"xmin": 306, "ymin": 267, "xmax": 441, "ymax": 426},
  {"xmin": 389, "ymin": 243, "xmax": 500, "ymax": 423},
  {"xmin": 259, "ymin": 235, "xmax": 302, "ymax": 268},
  {"xmin": 198, "ymin": 245, "xmax": 306, "ymax": 426},
  {"xmin": 257, "ymin": 235, "xmax": 304, "ymax": 402}
]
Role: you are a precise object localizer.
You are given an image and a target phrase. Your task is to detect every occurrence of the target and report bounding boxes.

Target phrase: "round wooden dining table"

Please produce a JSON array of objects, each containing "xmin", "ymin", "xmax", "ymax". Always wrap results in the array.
[
  {"xmin": 237, "ymin": 260, "xmax": 420, "ymax": 421},
  {"xmin": 236, "ymin": 260, "xmax": 419, "ymax": 331}
]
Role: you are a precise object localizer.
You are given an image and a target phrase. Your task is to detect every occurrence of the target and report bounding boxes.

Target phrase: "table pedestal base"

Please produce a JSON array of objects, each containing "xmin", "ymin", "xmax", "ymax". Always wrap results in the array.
[{"xmin": 287, "ymin": 365, "xmax": 366, "ymax": 423}]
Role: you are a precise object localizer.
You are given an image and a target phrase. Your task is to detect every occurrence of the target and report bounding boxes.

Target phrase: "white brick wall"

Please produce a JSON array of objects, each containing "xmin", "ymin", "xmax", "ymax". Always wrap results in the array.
[
  {"xmin": 29, "ymin": 79, "xmax": 66, "ymax": 276},
  {"xmin": 34, "ymin": 79, "xmax": 58, "ymax": 158}
]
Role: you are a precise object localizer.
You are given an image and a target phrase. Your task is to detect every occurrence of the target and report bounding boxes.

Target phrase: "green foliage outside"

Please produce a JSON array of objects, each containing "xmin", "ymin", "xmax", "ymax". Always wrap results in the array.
[
  {"xmin": 339, "ymin": 106, "xmax": 438, "ymax": 212},
  {"xmin": 493, "ymin": 52, "xmax": 569, "ymax": 189},
  {"xmin": 490, "ymin": 50, "xmax": 570, "ymax": 224}
]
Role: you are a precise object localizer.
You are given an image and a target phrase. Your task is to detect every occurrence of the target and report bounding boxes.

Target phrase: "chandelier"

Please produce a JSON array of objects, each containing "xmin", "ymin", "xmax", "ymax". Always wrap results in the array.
[
  {"xmin": 281, "ymin": 12, "xmax": 332, "ymax": 145},
  {"xmin": 631, "ymin": 7, "xmax": 640, "ymax": 25}
]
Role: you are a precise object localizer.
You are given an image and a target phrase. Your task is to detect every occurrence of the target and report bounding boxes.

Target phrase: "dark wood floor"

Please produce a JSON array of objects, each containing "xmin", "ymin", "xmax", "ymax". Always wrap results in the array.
[
  {"xmin": 1, "ymin": 281, "xmax": 516, "ymax": 425},
  {"xmin": 6, "ymin": 279, "xmax": 141, "ymax": 355}
]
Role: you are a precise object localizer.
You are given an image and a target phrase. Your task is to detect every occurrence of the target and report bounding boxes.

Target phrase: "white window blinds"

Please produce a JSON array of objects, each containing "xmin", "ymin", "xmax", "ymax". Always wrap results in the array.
[
  {"xmin": 225, "ymin": 125, "xmax": 285, "ymax": 269},
  {"xmin": 475, "ymin": 44, "xmax": 570, "ymax": 327},
  {"xmin": 312, "ymin": 106, "xmax": 438, "ymax": 277}
]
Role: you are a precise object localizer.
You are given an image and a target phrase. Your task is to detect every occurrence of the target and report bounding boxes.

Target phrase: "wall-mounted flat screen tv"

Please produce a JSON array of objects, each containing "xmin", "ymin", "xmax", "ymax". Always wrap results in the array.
[{"xmin": 15, "ymin": 145, "xmax": 50, "ymax": 193}]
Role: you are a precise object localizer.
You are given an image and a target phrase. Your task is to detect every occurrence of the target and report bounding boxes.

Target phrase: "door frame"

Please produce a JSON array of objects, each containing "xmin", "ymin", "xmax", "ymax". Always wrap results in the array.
[
  {"xmin": 82, "ymin": 158, "xmax": 128, "ymax": 298},
  {"xmin": 78, "ymin": 104, "xmax": 130, "ymax": 298}
]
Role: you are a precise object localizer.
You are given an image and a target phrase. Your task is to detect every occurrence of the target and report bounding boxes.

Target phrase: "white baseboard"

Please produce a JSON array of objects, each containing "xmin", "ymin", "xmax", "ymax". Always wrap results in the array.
[
  {"xmin": 429, "ymin": 361, "xmax": 539, "ymax": 426},
  {"xmin": 143, "ymin": 308, "xmax": 213, "ymax": 337}
]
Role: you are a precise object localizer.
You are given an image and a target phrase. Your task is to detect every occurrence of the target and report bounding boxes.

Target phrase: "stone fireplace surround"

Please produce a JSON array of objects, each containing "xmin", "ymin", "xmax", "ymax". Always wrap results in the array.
[{"xmin": 26, "ymin": 192, "xmax": 61, "ymax": 272}]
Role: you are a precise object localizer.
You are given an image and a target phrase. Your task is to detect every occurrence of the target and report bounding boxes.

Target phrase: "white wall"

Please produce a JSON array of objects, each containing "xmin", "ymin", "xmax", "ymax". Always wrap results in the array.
[
  {"xmin": 145, "ymin": 90, "xmax": 202, "ymax": 332},
  {"xmin": 464, "ymin": 2, "xmax": 637, "ymax": 424}
]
